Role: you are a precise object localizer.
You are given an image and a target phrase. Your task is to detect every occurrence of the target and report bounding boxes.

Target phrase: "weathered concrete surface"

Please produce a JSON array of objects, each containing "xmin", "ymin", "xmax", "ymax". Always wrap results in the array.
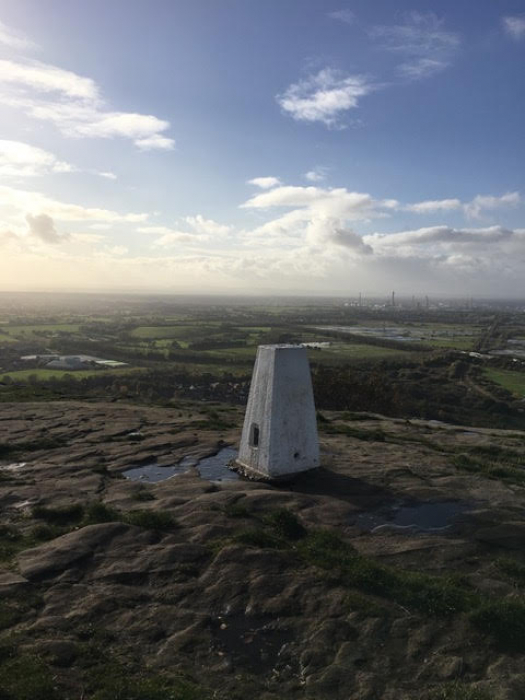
[
  {"xmin": 237, "ymin": 345, "xmax": 320, "ymax": 478},
  {"xmin": 1, "ymin": 401, "xmax": 525, "ymax": 699}
]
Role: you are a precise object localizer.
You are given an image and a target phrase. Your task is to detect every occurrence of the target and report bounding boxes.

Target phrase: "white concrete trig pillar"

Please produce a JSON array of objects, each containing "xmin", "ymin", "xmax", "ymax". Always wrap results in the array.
[{"xmin": 236, "ymin": 345, "xmax": 320, "ymax": 479}]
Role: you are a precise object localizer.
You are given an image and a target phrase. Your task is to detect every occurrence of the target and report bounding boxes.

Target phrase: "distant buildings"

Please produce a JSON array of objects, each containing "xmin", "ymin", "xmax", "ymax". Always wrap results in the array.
[{"xmin": 20, "ymin": 354, "xmax": 127, "ymax": 370}]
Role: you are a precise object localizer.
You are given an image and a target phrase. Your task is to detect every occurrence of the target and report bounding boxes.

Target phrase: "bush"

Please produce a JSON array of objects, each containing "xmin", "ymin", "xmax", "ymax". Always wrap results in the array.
[{"xmin": 265, "ymin": 509, "xmax": 306, "ymax": 541}]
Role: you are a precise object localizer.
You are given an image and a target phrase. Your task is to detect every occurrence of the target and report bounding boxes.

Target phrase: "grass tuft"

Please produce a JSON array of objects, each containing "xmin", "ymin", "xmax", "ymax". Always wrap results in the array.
[
  {"xmin": 469, "ymin": 598, "xmax": 525, "ymax": 652},
  {"xmin": 124, "ymin": 509, "xmax": 176, "ymax": 531}
]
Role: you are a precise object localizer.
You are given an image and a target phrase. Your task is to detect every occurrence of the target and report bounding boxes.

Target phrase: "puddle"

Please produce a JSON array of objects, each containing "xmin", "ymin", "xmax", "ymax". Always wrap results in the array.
[
  {"xmin": 196, "ymin": 447, "xmax": 239, "ymax": 482},
  {"xmin": 122, "ymin": 463, "xmax": 190, "ymax": 482},
  {"xmin": 357, "ymin": 500, "xmax": 471, "ymax": 534},
  {"xmin": 123, "ymin": 447, "xmax": 239, "ymax": 483}
]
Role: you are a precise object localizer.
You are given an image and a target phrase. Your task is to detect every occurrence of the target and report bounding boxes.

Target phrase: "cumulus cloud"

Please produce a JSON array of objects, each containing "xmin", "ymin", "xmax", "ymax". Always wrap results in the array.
[
  {"xmin": 26, "ymin": 213, "xmax": 66, "ymax": 243},
  {"xmin": 242, "ymin": 184, "xmax": 395, "ymax": 254},
  {"xmin": 0, "ymin": 140, "xmax": 74, "ymax": 178},
  {"xmin": 370, "ymin": 12, "xmax": 460, "ymax": 80},
  {"xmin": 276, "ymin": 68, "xmax": 372, "ymax": 127},
  {"xmin": 503, "ymin": 16, "xmax": 525, "ymax": 40},
  {"xmin": 0, "ymin": 58, "xmax": 175, "ymax": 150},
  {"xmin": 247, "ymin": 176, "xmax": 282, "ymax": 189}
]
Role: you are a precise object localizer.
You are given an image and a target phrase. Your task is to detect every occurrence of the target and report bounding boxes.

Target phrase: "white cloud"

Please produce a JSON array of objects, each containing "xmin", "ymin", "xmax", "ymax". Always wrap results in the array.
[
  {"xmin": 184, "ymin": 214, "xmax": 231, "ymax": 236},
  {"xmin": 406, "ymin": 192, "xmax": 521, "ymax": 219},
  {"xmin": 370, "ymin": 12, "xmax": 460, "ymax": 80},
  {"xmin": 97, "ymin": 171, "xmax": 117, "ymax": 180},
  {"xmin": 328, "ymin": 10, "xmax": 355, "ymax": 25},
  {"xmin": 0, "ymin": 184, "xmax": 148, "ymax": 226},
  {"xmin": 464, "ymin": 192, "xmax": 521, "ymax": 219},
  {"xmin": 0, "ymin": 140, "xmax": 74, "ymax": 178},
  {"xmin": 247, "ymin": 176, "xmax": 282, "ymax": 189},
  {"xmin": 242, "ymin": 184, "xmax": 396, "ymax": 254},
  {"xmin": 365, "ymin": 225, "xmax": 515, "ymax": 252},
  {"xmin": 276, "ymin": 68, "xmax": 372, "ymax": 127},
  {"xmin": 0, "ymin": 58, "xmax": 175, "ymax": 150},
  {"xmin": 503, "ymin": 16, "xmax": 525, "ymax": 40},
  {"xmin": 406, "ymin": 198, "xmax": 462, "ymax": 213},
  {"xmin": 304, "ymin": 167, "xmax": 327, "ymax": 182},
  {"xmin": 0, "ymin": 20, "xmax": 37, "ymax": 51}
]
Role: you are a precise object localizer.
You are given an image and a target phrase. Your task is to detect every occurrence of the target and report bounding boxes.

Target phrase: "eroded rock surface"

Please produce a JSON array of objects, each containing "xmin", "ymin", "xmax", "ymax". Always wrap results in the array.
[{"xmin": 1, "ymin": 400, "xmax": 525, "ymax": 699}]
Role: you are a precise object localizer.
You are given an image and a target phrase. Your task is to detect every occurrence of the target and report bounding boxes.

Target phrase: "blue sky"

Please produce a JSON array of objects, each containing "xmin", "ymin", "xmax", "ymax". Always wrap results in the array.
[{"xmin": 0, "ymin": 0, "xmax": 524, "ymax": 295}]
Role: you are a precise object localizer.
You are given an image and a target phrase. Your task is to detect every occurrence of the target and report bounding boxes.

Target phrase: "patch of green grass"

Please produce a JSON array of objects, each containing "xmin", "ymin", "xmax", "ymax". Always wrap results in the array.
[
  {"xmin": 298, "ymin": 529, "xmax": 472, "ymax": 617},
  {"xmin": 0, "ymin": 602, "xmax": 21, "ymax": 631},
  {"xmin": 0, "ymin": 525, "xmax": 23, "ymax": 562},
  {"xmin": 497, "ymin": 557, "xmax": 525, "ymax": 586},
  {"xmin": 321, "ymin": 423, "xmax": 387, "ymax": 441},
  {"xmin": 483, "ymin": 368, "xmax": 525, "ymax": 398},
  {"xmin": 470, "ymin": 598, "xmax": 525, "ymax": 651},
  {"xmin": 2, "ymin": 368, "xmax": 143, "ymax": 382},
  {"xmin": 124, "ymin": 509, "xmax": 176, "ymax": 531},
  {"xmin": 0, "ymin": 436, "xmax": 66, "ymax": 459},
  {"xmin": 0, "ymin": 654, "xmax": 60, "ymax": 700},
  {"xmin": 223, "ymin": 503, "xmax": 251, "ymax": 519},
  {"xmin": 131, "ymin": 488, "xmax": 156, "ymax": 502},
  {"xmin": 452, "ymin": 453, "xmax": 525, "ymax": 486},
  {"xmin": 346, "ymin": 591, "xmax": 388, "ymax": 618},
  {"xmin": 32, "ymin": 503, "xmax": 85, "ymax": 526},
  {"xmin": 427, "ymin": 681, "xmax": 493, "ymax": 700},
  {"xmin": 88, "ymin": 666, "xmax": 206, "ymax": 700},
  {"xmin": 264, "ymin": 509, "xmax": 306, "ymax": 541},
  {"xmin": 234, "ymin": 527, "xmax": 284, "ymax": 549},
  {"xmin": 83, "ymin": 502, "xmax": 121, "ymax": 525}
]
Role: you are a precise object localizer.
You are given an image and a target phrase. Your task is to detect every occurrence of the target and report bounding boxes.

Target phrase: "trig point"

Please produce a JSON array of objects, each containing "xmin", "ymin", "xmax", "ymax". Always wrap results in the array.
[{"xmin": 236, "ymin": 345, "xmax": 320, "ymax": 480}]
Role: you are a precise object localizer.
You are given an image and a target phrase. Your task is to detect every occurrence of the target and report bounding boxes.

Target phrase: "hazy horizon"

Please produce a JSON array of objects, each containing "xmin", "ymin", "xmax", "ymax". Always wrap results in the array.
[{"xmin": 0, "ymin": 1, "xmax": 524, "ymax": 296}]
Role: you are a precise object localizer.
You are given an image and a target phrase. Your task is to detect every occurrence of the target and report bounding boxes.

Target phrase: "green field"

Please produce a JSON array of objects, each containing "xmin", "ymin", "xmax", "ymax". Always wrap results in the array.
[
  {"xmin": 2, "ymin": 367, "xmax": 144, "ymax": 382},
  {"xmin": 484, "ymin": 368, "xmax": 525, "ymax": 397},
  {"xmin": 0, "ymin": 324, "xmax": 82, "ymax": 338}
]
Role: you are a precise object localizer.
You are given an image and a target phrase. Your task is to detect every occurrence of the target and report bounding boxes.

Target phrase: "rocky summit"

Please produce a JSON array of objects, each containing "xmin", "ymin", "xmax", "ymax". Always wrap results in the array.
[{"xmin": 1, "ymin": 401, "xmax": 525, "ymax": 699}]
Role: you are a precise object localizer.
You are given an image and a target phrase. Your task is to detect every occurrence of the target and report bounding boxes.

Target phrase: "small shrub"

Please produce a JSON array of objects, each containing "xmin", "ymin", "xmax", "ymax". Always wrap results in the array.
[{"xmin": 265, "ymin": 509, "xmax": 306, "ymax": 541}]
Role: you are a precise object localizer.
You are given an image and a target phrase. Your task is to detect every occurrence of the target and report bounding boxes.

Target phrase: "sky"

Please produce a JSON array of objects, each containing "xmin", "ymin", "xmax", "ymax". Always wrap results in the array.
[{"xmin": 0, "ymin": 0, "xmax": 524, "ymax": 298}]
